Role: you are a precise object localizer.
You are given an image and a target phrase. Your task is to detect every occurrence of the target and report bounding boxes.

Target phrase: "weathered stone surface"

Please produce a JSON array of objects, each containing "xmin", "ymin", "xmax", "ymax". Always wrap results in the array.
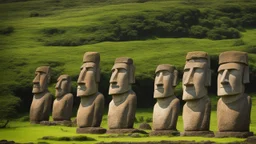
[
  {"xmin": 149, "ymin": 130, "xmax": 180, "ymax": 136},
  {"xmin": 139, "ymin": 123, "xmax": 151, "ymax": 130},
  {"xmin": 152, "ymin": 64, "xmax": 179, "ymax": 131},
  {"xmin": 76, "ymin": 52, "xmax": 105, "ymax": 132},
  {"xmin": 108, "ymin": 57, "xmax": 136, "ymax": 129},
  {"xmin": 217, "ymin": 51, "xmax": 252, "ymax": 137},
  {"xmin": 106, "ymin": 129, "xmax": 147, "ymax": 134},
  {"xmin": 77, "ymin": 92, "xmax": 104, "ymax": 127},
  {"xmin": 182, "ymin": 51, "xmax": 212, "ymax": 135},
  {"xmin": 30, "ymin": 66, "xmax": 53, "ymax": 124},
  {"xmin": 180, "ymin": 131, "xmax": 214, "ymax": 137},
  {"xmin": 183, "ymin": 96, "xmax": 211, "ymax": 131},
  {"xmin": 76, "ymin": 127, "xmax": 106, "ymax": 134},
  {"xmin": 52, "ymin": 74, "xmax": 73, "ymax": 121},
  {"xmin": 215, "ymin": 131, "xmax": 253, "ymax": 138}
]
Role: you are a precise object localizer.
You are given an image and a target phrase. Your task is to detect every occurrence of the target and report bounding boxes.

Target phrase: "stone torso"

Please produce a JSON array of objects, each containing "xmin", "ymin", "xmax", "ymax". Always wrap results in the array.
[
  {"xmin": 30, "ymin": 92, "xmax": 53, "ymax": 123},
  {"xmin": 183, "ymin": 96, "xmax": 211, "ymax": 131},
  {"xmin": 52, "ymin": 93, "xmax": 73, "ymax": 121},
  {"xmin": 217, "ymin": 94, "xmax": 251, "ymax": 132},
  {"xmin": 108, "ymin": 90, "xmax": 137, "ymax": 129},
  {"xmin": 153, "ymin": 96, "xmax": 180, "ymax": 130},
  {"xmin": 77, "ymin": 92, "xmax": 104, "ymax": 128}
]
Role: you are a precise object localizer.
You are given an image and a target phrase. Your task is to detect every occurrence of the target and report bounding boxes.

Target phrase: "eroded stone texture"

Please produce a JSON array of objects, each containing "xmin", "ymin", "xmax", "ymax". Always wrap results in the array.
[
  {"xmin": 217, "ymin": 51, "xmax": 252, "ymax": 137},
  {"xmin": 151, "ymin": 64, "xmax": 180, "ymax": 136},
  {"xmin": 30, "ymin": 66, "xmax": 53, "ymax": 124},
  {"xmin": 182, "ymin": 51, "xmax": 213, "ymax": 136},
  {"xmin": 52, "ymin": 74, "xmax": 73, "ymax": 121},
  {"xmin": 108, "ymin": 57, "xmax": 137, "ymax": 132},
  {"xmin": 76, "ymin": 52, "xmax": 105, "ymax": 133}
]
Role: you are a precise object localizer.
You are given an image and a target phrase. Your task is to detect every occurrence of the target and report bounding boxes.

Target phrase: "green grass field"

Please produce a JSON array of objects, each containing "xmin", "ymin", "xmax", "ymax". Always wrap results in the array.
[{"xmin": 1, "ymin": 0, "xmax": 256, "ymax": 143}]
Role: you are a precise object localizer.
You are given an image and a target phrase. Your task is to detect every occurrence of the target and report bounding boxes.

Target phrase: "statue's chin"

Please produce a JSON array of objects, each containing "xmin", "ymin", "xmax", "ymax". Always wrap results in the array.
[
  {"xmin": 77, "ymin": 90, "xmax": 96, "ymax": 97},
  {"xmin": 32, "ymin": 88, "xmax": 42, "ymax": 94},
  {"xmin": 109, "ymin": 88, "xmax": 128, "ymax": 95}
]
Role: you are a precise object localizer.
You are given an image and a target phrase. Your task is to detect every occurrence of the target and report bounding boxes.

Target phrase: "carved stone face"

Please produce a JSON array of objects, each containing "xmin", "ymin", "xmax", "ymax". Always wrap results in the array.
[
  {"xmin": 154, "ymin": 70, "xmax": 174, "ymax": 98},
  {"xmin": 217, "ymin": 63, "xmax": 244, "ymax": 96},
  {"xmin": 182, "ymin": 60, "xmax": 208, "ymax": 100},
  {"xmin": 109, "ymin": 63, "xmax": 130, "ymax": 95},
  {"xmin": 32, "ymin": 67, "xmax": 49, "ymax": 94},
  {"xmin": 77, "ymin": 62, "xmax": 97, "ymax": 97},
  {"xmin": 55, "ymin": 75, "xmax": 70, "ymax": 97}
]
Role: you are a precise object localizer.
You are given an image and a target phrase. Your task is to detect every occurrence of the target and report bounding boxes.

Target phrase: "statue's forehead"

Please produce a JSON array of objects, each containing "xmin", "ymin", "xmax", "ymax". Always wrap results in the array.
[
  {"xmin": 218, "ymin": 63, "xmax": 243, "ymax": 71},
  {"xmin": 57, "ymin": 75, "xmax": 69, "ymax": 81},
  {"xmin": 155, "ymin": 64, "xmax": 175, "ymax": 73},
  {"xmin": 35, "ymin": 66, "xmax": 49, "ymax": 73},
  {"xmin": 112, "ymin": 63, "xmax": 128, "ymax": 70},
  {"xmin": 184, "ymin": 62, "xmax": 206, "ymax": 69}
]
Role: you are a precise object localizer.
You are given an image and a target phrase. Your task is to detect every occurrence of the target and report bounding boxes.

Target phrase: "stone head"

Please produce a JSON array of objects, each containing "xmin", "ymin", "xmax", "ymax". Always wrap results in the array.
[
  {"xmin": 77, "ymin": 52, "xmax": 100, "ymax": 97},
  {"xmin": 154, "ymin": 64, "xmax": 178, "ymax": 98},
  {"xmin": 182, "ymin": 51, "xmax": 211, "ymax": 100},
  {"xmin": 109, "ymin": 57, "xmax": 135, "ymax": 95},
  {"xmin": 55, "ymin": 74, "xmax": 72, "ymax": 97},
  {"xmin": 32, "ymin": 66, "xmax": 51, "ymax": 94},
  {"xmin": 217, "ymin": 51, "xmax": 249, "ymax": 97}
]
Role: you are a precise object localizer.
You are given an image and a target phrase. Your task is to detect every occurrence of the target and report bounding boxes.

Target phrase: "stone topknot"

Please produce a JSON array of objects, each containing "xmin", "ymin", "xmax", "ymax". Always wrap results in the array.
[
  {"xmin": 219, "ymin": 51, "xmax": 248, "ymax": 65},
  {"xmin": 83, "ymin": 52, "xmax": 100, "ymax": 64},
  {"xmin": 115, "ymin": 57, "xmax": 133, "ymax": 64},
  {"xmin": 186, "ymin": 51, "xmax": 209, "ymax": 61}
]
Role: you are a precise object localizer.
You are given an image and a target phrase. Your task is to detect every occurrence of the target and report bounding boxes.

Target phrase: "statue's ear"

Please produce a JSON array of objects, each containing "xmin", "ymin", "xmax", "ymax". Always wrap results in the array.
[
  {"xmin": 68, "ymin": 77, "xmax": 72, "ymax": 93},
  {"xmin": 96, "ymin": 68, "xmax": 101, "ymax": 83},
  {"xmin": 172, "ymin": 70, "xmax": 178, "ymax": 86},
  {"xmin": 243, "ymin": 66, "xmax": 250, "ymax": 84},
  {"xmin": 129, "ymin": 65, "xmax": 135, "ymax": 84},
  {"xmin": 205, "ymin": 69, "xmax": 211, "ymax": 86},
  {"xmin": 47, "ymin": 69, "xmax": 51, "ymax": 83}
]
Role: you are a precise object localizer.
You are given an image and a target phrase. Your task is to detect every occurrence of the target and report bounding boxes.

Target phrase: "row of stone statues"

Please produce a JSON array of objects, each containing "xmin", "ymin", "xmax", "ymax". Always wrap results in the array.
[{"xmin": 29, "ymin": 51, "xmax": 253, "ymax": 137}]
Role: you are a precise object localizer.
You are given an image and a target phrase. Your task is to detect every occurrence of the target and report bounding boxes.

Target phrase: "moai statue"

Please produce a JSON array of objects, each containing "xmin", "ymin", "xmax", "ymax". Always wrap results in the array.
[
  {"xmin": 216, "ymin": 51, "xmax": 253, "ymax": 138},
  {"xmin": 52, "ymin": 75, "xmax": 73, "ymax": 122},
  {"xmin": 76, "ymin": 52, "xmax": 106, "ymax": 134},
  {"xmin": 181, "ymin": 51, "xmax": 214, "ymax": 137},
  {"xmin": 30, "ymin": 66, "xmax": 53, "ymax": 124},
  {"xmin": 150, "ymin": 64, "xmax": 180, "ymax": 136},
  {"xmin": 107, "ymin": 57, "xmax": 142, "ymax": 134}
]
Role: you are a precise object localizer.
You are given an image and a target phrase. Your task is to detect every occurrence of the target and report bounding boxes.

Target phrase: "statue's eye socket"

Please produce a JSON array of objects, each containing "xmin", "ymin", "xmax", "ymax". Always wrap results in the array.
[
  {"xmin": 183, "ymin": 68, "xmax": 189, "ymax": 72},
  {"xmin": 118, "ymin": 68, "xmax": 127, "ymax": 73}
]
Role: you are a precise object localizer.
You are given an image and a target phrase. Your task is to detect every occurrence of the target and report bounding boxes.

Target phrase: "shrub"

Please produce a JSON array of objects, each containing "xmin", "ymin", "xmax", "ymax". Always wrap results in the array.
[
  {"xmin": 41, "ymin": 28, "xmax": 65, "ymax": 35},
  {"xmin": 189, "ymin": 25, "xmax": 209, "ymax": 38},
  {"xmin": 245, "ymin": 45, "xmax": 256, "ymax": 54},
  {"xmin": 137, "ymin": 116, "xmax": 144, "ymax": 122},
  {"xmin": 0, "ymin": 95, "xmax": 21, "ymax": 128},
  {"xmin": 241, "ymin": 14, "xmax": 256, "ymax": 27},
  {"xmin": 233, "ymin": 39, "xmax": 245, "ymax": 46},
  {"xmin": 207, "ymin": 27, "xmax": 240, "ymax": 40},
  {"xmin": 0, "ymin": 26, "xmax": 14, "ymax": 35},
  {"xmin": 199, "ymin": 19, "xmax": 214, "ymax": 29},
  {"xmin": 30, "ymin": 12, "xmax": 39, "ymax": 17}
]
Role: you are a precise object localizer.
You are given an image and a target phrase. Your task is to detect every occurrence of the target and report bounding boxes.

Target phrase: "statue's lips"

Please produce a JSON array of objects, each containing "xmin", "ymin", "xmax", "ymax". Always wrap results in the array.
[
  {"xmin": 155, "ymin": 88, "xmax": 164, "ymax": 92},
  {"xmin": 77, "ymin": 85, "xmax": 86, "ymax": 91},
  {"xmin": 110, "ymin": 84, "xmax": 119, "ymax": 88},
  {"xmin": 184, "ymin": 87, "xmax": 195, "ymax": 92},
  {"xmin": 33, "ymin": 84, "xmax": 40, "ymax": 88}
]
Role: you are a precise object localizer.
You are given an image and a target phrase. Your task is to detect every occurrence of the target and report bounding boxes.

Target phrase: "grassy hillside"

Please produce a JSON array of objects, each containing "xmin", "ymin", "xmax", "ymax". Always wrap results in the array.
[{"xmin": 1, "ymin": 0, "xmax": 256, "ymax": 112}]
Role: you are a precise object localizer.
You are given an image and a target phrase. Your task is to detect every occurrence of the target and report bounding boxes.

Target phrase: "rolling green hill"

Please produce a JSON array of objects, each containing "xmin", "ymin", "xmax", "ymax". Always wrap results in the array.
[{"xmin": 1, "ymin": 0, "xmax": 256, "ymax": 114}]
